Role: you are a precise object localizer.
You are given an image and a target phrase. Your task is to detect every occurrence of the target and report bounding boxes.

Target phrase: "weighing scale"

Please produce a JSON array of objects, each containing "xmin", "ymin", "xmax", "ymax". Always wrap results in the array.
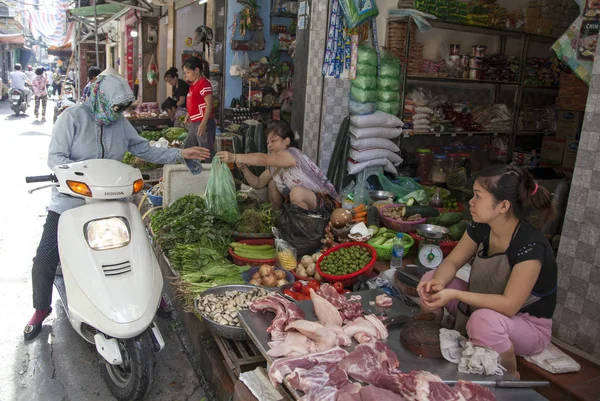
[{"xmin": 416, "ymin": 224, "xmax": 449, "ymax": 270}]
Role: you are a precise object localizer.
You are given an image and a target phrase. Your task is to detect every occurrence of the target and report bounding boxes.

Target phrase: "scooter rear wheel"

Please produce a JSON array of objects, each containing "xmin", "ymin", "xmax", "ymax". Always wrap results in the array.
[
  {"xmin": 101, "ymin": 329, "xmax": 155, "ymax": 401},
  {"xmin": 14, "ymin": 109, "xmax": 20, "ymax": 116}
]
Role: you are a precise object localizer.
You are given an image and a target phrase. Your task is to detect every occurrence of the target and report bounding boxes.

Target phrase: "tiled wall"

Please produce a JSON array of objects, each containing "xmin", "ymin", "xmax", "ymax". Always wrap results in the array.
[
  {"xmin": 554, "ymin": 46, "xmax": 600, "ymax": 359},
  {"xmin": 299, "ymin": 0, "xmax": 351, "ymax": 172}
]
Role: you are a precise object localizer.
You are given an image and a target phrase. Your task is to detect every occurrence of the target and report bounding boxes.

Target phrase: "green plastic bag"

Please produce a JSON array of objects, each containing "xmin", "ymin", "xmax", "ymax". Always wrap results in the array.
[
  {"xmin": 377, "ymin": 77, "xmax": 401, "ymax": 91},
  {"xmin": 378, "ymin": 90, "xmax": 400, "ymax": 102},
  {"xmin": 380, "ymin": 52, "xmax": 401, "ymax": 77},
  {"xmin": 357, "ymin": 63, "xmax": 377, "ymax": 76},
  {"xmin": 205, "ymin": 158, "xmax": 240, "ymax": 223},
  {"xmin": 376, "ymin": 101, "xmax": 400, "ymax": 115},
  {"xmin": 358, "ymin": 45, "xmax": 378, "ymax": 66},
  {"xmin": 352, "ymin": 75, "xmax": 377, "ymax": 90},
  {"xmin": 378, "ymin": 173, "xmax": 422, "ymax": 199},
  {"xmin": 339, "ymin": 0, "xmax": 379, "ymax": 29},
  {"xmin": 350, "ymin": 87, "xmax": 378, "ymax": 103}
]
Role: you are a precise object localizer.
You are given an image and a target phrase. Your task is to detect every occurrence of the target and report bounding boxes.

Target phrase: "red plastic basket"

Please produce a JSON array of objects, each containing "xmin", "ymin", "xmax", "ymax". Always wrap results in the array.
[
  {"xmin": 434, "ymin": 202, "xmax": 465, "ymax": 214},
  {"xmin": 315, "ymin": 242, "xmax": 376, "ymax": 287},
  {"xmin": 379, "ymin": 204, "xmax": 427, "ymax": 233},
  {"xmin": 409, "ymin": 232, "xmax": 458, "ymax": 258},
  {"xmin": 229, "ymin": 239, "xmax": 276, "ymax": 266}
]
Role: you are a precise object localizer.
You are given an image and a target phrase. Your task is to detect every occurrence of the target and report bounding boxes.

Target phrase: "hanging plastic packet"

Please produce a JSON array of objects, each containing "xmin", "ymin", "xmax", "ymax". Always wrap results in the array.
[
  {"xmin": 272, "ymin": 228, "xmax": 298, "ymax": 271},
  {"xmin": 388, "ymin": 9, "xmax": 437, "ymax": 32},
  {"xmin": 338, "ymin": 0, "xmax": 379, "ymax": 29}
]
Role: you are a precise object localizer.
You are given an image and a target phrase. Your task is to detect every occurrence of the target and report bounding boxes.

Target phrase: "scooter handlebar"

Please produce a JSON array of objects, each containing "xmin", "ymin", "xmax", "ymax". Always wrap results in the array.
[{"xmin": 25, "ymin": 174, "xmax": 56, "ymax": 183}]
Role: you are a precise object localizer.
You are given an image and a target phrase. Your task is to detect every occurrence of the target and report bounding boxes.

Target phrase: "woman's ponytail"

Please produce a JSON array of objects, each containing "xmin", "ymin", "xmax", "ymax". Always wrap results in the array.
[{"xmin": 520, "ymin": 169, "xmax": 557, "ymax": 228}]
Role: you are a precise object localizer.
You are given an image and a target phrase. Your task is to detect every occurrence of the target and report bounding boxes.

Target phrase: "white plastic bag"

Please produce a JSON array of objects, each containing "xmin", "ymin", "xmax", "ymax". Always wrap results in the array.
[{"xmin": 229, "ymin": 52, "xmax": 241, "ymax": 76}]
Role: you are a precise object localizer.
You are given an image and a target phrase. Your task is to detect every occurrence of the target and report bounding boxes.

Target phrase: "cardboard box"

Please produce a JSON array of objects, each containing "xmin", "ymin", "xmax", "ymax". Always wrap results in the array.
[
  {"xmin": 540, "ymin": 138, "xmax": 566, "ymax": 165},
  {"xmin": 563, "ymin": 140, "xmax": 580, "ymax": 169},
  {"xmin": 556, "ymin": 110, "xmax": 584, "ymax": 140}
]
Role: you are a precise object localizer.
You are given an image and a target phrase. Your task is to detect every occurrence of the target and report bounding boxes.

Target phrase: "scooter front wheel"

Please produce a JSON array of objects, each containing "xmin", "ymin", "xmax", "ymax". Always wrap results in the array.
[{"xmin": 101, "ymin": 329, "xmax": 155, "ymax": 401}]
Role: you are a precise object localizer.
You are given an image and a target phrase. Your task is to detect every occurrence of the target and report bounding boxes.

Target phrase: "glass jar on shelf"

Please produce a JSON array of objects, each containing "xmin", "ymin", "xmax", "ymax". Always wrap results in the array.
[
  {"xmin": 416, "ymin": 148, "xmax": 433, "ymax": 183},
  {"xmin": 431, "ymin": 154, "xmax": 449, "ymax": 185}
]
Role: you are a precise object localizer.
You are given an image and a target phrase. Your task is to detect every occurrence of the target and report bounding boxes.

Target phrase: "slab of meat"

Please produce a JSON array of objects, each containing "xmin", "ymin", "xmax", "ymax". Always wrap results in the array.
[
  {"xmin": 326, "ymin": 324, "xmax": 352, "ymax": 347},
  {"xmin": 343, "ymin": 317, "xmax": 380, "ymax": 343},
  {"xmin": 364, "ymin": 314, "xmax": 389, "ymax": 340},
  {"xmin": 249, "ymin": 296, "xmax": 287, "ymax": 333},
  {"xmin": 267, "ymin": 331, "xmax": 314, "ymax": 358},
  {"xmin": 287, "ymin": 362, "xmax": 351, "ymax": 394},
  {"xmin": 379, "ymin": 370, "xmax": 466, "ymax": 401},
  {"xmin": 268, "ymin": 346, "xmax": 349, "ymax": 386},
  {"xmin": 454, "ymin": 380, "xmax": 497, "ymax": 401},
  {"xmin": 360, "ymin": 385, "xmax": 407, "ymax": 400},
  {"xmin": 376, "ymin": 294, "xmax": 393, "ymax": 308},
  {"xmin": 298, "ymin": 383, "xmax": 362, "ymax": 401},
  {"xmin": 310, "ymin": 288, "xmax": 343, "ymax": 327},
  {"xmin": 339, "ymin": 341, "xmax": 399, "ymax": 385},
  {"xmin": 318, "ymin": 284, "xmax": 363, "ymax": 323},
  {"xmin": 286, "ymin": 320, "xmax": 337, "ymax": 352},
  {"xmin": 273, "ymin": 293, "xmax": 305, "ymax": 323}
]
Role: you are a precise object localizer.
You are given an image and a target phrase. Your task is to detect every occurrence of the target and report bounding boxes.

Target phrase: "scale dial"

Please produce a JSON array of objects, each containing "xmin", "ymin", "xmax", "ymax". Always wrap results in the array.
[{"xmin": 419, "ymin": 244, "xmax": 444, "ymax": 269}]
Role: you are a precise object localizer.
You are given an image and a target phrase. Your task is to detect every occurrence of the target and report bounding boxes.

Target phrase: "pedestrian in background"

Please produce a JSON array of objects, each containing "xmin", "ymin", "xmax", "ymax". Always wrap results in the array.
[
  {"xmin": 81, "ymin": 66, "xmax": 102, "ymax": 101},
  {"xmin": 52, "ymin": 68, "xmax": 62, "ymax": 99},
  {"xmin": 32, "ymin": 67, "xmax": 48, "ymax": 121}
]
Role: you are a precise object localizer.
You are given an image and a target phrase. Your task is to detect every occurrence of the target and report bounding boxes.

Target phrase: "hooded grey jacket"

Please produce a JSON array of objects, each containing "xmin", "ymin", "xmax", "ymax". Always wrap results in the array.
[{"xmin": 47, "ymin": 74, "xmax": 182, "ymax": 214}]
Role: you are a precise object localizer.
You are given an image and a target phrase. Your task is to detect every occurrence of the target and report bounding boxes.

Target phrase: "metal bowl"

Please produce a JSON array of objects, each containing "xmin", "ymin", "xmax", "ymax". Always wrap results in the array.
[
  {"xmin": 194, "ymin": 284, "xmax": 272, "ymax": 341},
  {"xmin": 369, "ymin": 190, "xmax": 395, "ymax": 202},
  {"xmin": 416, "ymin": 224, "xmax": 449, "ymax": 239}
]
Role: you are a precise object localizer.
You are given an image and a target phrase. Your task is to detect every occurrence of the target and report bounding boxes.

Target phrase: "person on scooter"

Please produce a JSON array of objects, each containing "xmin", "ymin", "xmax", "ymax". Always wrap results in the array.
[
  {"xmin": 9, "ymin": 63, "xmax": 32, "ymax": 104},
  {"xmin": 24, "ymin": 71, "xmax": 211, "ymax": 341},
  {"xmin": 25, "ymin": 65, "xmax": 36, "ymax": 82}
]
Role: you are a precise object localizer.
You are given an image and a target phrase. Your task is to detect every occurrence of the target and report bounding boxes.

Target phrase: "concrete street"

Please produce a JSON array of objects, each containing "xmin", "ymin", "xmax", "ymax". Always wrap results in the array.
[{"xmin": 0, "ymin": 99, "xmax": 208, "ymax": 401}]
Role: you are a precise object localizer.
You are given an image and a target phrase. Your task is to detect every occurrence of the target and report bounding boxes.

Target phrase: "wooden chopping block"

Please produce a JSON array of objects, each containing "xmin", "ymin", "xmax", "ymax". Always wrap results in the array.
[{"xmin": 400, "ymin": 320, "xmax": 444, "ymax": 359}]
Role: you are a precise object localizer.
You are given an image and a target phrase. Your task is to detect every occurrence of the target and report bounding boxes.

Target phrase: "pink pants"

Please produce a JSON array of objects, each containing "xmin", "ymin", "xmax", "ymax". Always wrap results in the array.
[{"xmin": 420, "ymin": 270, "xmax": 552, "ymax": 355}]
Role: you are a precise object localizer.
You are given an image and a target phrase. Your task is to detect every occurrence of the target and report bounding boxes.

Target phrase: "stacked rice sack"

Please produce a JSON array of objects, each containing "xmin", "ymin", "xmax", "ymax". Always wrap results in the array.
[
  {"xmin": 377, "ymin": 51, "xmax": 401, "ymax": 116},
  {"xmin": 349, "ymin": 45, "xmax": 378, "ymax": 116},
  {"xmin": 347, "ymin": 111, "xmax": 404, "ymax": 175}
]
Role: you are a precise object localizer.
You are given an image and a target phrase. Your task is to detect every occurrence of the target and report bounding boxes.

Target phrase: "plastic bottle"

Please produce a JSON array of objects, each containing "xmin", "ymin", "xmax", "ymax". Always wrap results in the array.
[{"xmin": 390, "ymin": 233, "xmax": 405, "ymax": 270}]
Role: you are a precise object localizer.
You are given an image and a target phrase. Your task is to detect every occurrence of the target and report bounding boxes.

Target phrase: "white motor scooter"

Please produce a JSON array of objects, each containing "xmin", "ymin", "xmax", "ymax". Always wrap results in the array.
[{"xmin": 26, "ymin": 159, "xmax": 165, "ymax": 401}]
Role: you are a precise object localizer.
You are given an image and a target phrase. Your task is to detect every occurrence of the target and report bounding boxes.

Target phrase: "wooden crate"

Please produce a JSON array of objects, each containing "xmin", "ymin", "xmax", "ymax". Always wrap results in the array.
[{"xmin": 213, "ymin": 335, "xmax": 266, "ymax": 381}]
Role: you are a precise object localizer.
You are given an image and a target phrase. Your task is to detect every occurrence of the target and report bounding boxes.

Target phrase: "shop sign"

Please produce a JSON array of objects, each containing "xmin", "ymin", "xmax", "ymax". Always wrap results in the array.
[{"xmin": 577, "ymin": 19, "xmax": 599, "ymax": 61}]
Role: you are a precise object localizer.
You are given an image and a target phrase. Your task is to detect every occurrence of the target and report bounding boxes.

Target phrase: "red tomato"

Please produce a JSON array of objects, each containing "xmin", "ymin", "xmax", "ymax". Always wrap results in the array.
[
  {"xmin": 283, "ymin": 289, "xmax": 294, "ymax": 298},
  {"xmin": 333, "ymin": 282, "xmax": 344, "ymax": 293},
  {"xmin": 292, "ymin": 281, "xmax": 303, "ymax": 292},
  {"xmin": 307, "ymin": 279, "xmax": 320, "ymax": 291},
  {"xmin": 301, "ymin": 286, "xmax": 312, "ymax": 296}
]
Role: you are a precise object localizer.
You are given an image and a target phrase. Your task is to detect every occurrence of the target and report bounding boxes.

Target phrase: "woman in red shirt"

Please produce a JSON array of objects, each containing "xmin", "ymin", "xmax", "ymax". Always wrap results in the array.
[{"xmin": 183, "ymin": 56, "xmax": 215, "ymax": 161}]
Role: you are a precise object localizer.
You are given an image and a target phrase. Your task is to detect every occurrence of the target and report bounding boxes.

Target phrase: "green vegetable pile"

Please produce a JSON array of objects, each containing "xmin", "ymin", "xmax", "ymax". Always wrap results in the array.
[
  {"xmin": 235, "ymin": 202, "xmax": 280, "ymax": 233},
  {"xmin": 230, "ymin": 242, "xmax": 276, "ymax": 260},
  {"xmin": 163, "ymin": 127, "xmax": 187, "ymax": 142},
  {"xmin": 139, "ymin": 130, "xmax": 162, "ymax": 141},
  {"xmin": 319, "ymin": 246, "xmax": 372, "ymax": 276},
  {"xmin": 169, "ymin": 244, "xmax": 249, "ymax": 305},
  {"xmin": 122, "ymin": 151, "xmax": 159, "ymax": 171},
  {"xmin": 150, "ymin": 194, "xmax": 232, "ymax": 256}
]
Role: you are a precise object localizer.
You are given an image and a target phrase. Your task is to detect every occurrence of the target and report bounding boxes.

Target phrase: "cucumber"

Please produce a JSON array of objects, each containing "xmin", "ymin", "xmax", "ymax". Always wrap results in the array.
[
  {"xmin": 368, "ymin": 225, "xmax": 379, "ymax": 236},
  {"xmin": 177, "ymin": 132, "xmax": 188, "ymax": 141},
  {"xmin": 437, "ymin": 212, "xmax": 462, "ymax": 227},
  {"xmin": 402, "ymin": 206, "xmax": 440, "ymax": 218},
  {"xmin": 448, "ymin": 222, "xmax": 468, "ymax": 241},
  {"xmin": 427, "ymin": 216, "xmax": 441, "ymax": 225},
  {"xmin": 406, "ymin": 197, "xmax": 419, "ymax": 207},
  {"xmin": 233, "ymin": 135, "xmax": 244, "ymax": 154},
  {"xmin": 383, "ymin": 238, "xmax": 395, "ymax": 246},
  {"xmin": 231, "ymin": 243, "xmax": 274, "ymax": 250},
  {"xmin": 255, "ymin": 124, "xmax": 266, "ymax": 153}
]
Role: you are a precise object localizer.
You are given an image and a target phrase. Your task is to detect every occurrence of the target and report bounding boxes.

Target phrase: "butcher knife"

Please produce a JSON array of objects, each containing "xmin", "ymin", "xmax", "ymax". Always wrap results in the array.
[
  {"xmin": 444, "ymin": 380, "xmax": 550, "ymax": 388},
  {"xmin": 382, "ymin": 312, "xmax": 435, "ymax": 327}
]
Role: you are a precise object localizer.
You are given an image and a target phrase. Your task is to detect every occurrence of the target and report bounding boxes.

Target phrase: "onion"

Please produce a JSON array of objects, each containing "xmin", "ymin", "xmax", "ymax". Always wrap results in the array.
[
  {"xmin": 274, "ymin": 270, "xmax": 286, "ymax": 280},
  {"xmin": 260, "ymin": 264, "xmax": 275, "ymax": 277},
  {"xmin": 262, "ymin": 274, "xmax": 278, "ymax": 287},
  {"xmin": 252, "ymin": 272, "xmax": 262, "ymax": 281},
  {"xmin": 277, "ymin": 279, "xmax": 288, "ymax": 287},
  {"xmin": 249, "ymin": 278, "xmax": 262, "ymax": 286}
]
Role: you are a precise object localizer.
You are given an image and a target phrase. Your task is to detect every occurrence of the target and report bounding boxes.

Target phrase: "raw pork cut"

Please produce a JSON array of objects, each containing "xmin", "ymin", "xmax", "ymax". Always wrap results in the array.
[
  {"xmin": 310, "ymin": 288, "xmax": 343, "ymax": 326},
  {"xmin": 326, "ymin": 324, "xmax": 352, "ymax": 347},
  {"xmin": 299, "ymin": 383, "xmax": 362, "ymax": 401},
  {"xmin": 268, "ymin": 346, "xmax": 349, "ymax": 386},
  {"xmin": 249, "ymin": 296, "xmax": 287, "ymax": 333},
  {"xmin": 287, "ymin": 362, "xmax": 351, "ymax": 393},
  {"xmin": 360, "ymin": 385, "xmax": 407, "ymax": 400},
  {"xmin": 382, "ymin": 370, "xmax": 466, "ymax": 401},
  {"xmin": 267, "ymin": 331, "xmax": 314, "ymax": 358},
  {"xmin": 273, "ymin": 293, "xmax": 305, "ymax": 323},
  {"xmin": 376, "ymin": 294, "xmax": 393, "ymax": 308},
  {"xmin": 286, "ymin": 320, "xmax": 337, "ymax": 352},
  {"xmin": 344, "ymin": 317, "xmax": 380, "ymax": 343},
  {"xmin": 454, "ymin": 380, "xmax": 497, "ymax": 401},
  {"xmin": 318, "ymin": 284, "xmax": 364, "ymax": 323},
  {"xmin": 339, "ymin": 341, "xmax": 399, "ymax": 384},
  {"xmin": 364, "ymin": 314, "xmax": 388, "ymax": 339}
]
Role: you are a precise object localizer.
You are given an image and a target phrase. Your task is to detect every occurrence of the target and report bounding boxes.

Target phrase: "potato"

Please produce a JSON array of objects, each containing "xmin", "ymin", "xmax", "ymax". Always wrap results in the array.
[
  {"xmin": 314, "ymin": 271, "xmax": 322, "ymax": 281},
  {"xmin": 301, "ymin": 255, "xmax": 313, "ymax": 267},
  {"xmin": 312, "ymin": 252, "xmax": 322, "ymax": 262},
  {"xmin": 297, "ymin": 266, "xmax": 308, "ymax": 278},
  {"xmin": 306, "ymin": 263, "xmax": 316, "ymax": 277}
]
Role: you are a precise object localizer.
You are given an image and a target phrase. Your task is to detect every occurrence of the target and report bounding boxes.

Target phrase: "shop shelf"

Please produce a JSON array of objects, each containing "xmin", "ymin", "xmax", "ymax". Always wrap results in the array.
[
  {"xmin": 522, "ymin": 84, "xmax": 560, "ymax": 91},
  {"xmin": 403, "ymin": 131, "xmax": 512, "ymax": 137},
  {"xmin": 406, "ymin": 75, "xmax": 519, "ymax": 86},
  {"xmin": 270, "ymin": 12, "xmax": 297, "ymax": 19}
]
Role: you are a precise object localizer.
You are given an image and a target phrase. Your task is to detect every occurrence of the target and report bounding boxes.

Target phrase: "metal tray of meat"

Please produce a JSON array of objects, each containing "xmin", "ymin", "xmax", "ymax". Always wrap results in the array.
[{"xmin": 238, "ymin": 289, "xmax": 548, "ymax": 401}]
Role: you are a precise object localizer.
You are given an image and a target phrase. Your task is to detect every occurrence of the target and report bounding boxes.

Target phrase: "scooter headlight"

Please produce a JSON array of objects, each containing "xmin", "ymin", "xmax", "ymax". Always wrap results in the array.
[{"xmin": 84, "ymin": 217, "xmax": 131, "ymax": 251}]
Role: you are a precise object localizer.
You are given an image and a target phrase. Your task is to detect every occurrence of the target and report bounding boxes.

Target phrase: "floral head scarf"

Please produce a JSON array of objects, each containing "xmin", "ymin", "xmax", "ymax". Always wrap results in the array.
[{"xmin": 88, "ymin": 73, "xmax": 135, "ymax": 126}]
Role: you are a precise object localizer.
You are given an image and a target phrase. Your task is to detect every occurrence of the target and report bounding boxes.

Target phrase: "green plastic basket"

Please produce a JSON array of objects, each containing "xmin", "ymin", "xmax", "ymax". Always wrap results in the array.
[{"xmin": 371, "ymin": 231, "xmax": 415, "ymax": 261}]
